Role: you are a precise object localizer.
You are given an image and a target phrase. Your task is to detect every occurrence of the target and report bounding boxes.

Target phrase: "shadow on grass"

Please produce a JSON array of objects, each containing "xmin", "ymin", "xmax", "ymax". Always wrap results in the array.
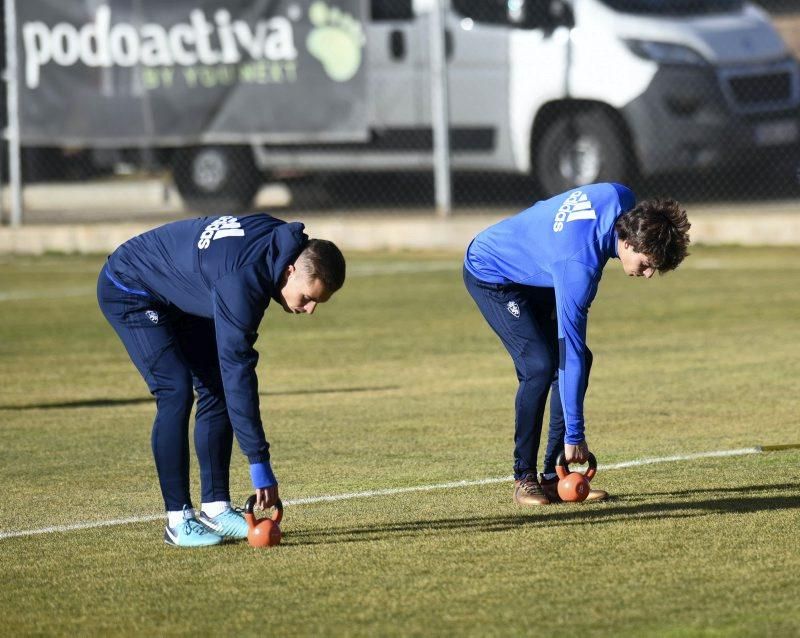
[
  {"xmin": 284, "ymin": 488, "xmax": 800, "ymax": 547},
  {"xmin": 621, "ymin": 482, "xmax": 800, "ymax": 500},
  {"xmin": 0, "ymin": 385, "xmax": 399, "ymax": 410}
]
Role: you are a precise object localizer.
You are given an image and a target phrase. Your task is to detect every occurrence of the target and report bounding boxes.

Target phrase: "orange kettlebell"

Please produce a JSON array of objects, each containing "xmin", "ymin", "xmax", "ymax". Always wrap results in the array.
[
  {"xmin": 555, "ymin": 452, "xmax": 598, "ymax": 502},
  {"xmin": 244, "ymin": 494, "xmax": 283, "ymax": 548}
]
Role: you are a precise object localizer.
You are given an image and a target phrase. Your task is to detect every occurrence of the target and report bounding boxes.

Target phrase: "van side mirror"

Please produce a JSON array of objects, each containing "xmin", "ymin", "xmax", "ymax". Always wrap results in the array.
[
  {"xmin": 547, "ymin": 0, "xmax": 575, "ymax": 29},
  {"xmin": 506, "ymin": 0, "xmax": 575, "ymax": 31},
  {"xmin": 507, "ymin": 0, "xmax": 527, "ymax": 25}
]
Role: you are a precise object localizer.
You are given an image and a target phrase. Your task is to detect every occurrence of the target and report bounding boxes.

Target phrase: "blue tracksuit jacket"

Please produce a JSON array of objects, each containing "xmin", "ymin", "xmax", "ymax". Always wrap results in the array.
[
  {"xmin": 106, "ymin": 213, "xmax": 308, "ymax": 471},
  {"xmin": 464, "ymin": 183, "xmax": 635, "ymax": 444}
]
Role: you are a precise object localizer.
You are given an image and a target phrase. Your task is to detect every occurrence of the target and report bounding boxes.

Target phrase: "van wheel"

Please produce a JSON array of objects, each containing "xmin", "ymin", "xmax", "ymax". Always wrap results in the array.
[
  {"xmin": 172, "ymin": 146, "xmax": 262, "ymax": 213},
  {"xmin": 534, "ymin": 109, "xmax": 629, "ymax": 196}
]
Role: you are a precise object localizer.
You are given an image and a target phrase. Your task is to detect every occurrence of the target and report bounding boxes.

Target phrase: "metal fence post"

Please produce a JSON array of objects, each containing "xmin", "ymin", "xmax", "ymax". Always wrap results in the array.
[
  {"xmin": 4, "ymin": 0, "xmax": 23, "ymax": 226},
  {"xmin": 429, "ymin": 0, "xmax": 451, "ymax": 217}
]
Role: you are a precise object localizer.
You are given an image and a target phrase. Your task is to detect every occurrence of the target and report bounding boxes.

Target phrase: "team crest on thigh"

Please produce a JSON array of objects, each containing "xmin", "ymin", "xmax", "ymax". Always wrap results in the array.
[
  {"xmin": 145, "ymin": 310, "xmax": 159, "ymax": 324},
  {"xmin": 506, "ymin": 301, "xmax": 520, "ymax": 318}
]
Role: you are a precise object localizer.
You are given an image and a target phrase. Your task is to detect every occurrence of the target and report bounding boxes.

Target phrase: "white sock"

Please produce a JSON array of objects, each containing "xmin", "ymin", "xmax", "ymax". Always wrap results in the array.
[
  {"xmin": 201, "ymin": 501, "xmax": 231, "ymax": 518},
  {"xmin": 168, "ymin": 508, "xmax": 194, "ymax": 528}
]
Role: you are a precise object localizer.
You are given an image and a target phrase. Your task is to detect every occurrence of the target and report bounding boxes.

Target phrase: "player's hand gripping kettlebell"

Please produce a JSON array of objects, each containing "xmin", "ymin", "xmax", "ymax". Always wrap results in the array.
[
  {"xmin": 244, "ymin": 494, "xmax": 283, "ymax": 547},
  {"xmin": 555, "ymin": 452, "xmax": 598, "ymax": 502}
]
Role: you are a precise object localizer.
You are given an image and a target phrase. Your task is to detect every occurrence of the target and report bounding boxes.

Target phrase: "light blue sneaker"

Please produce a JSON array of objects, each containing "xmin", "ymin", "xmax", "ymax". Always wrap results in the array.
[
  {"xmin": 164, "ymin": 507, "xmax": 223, "ymax": 547},
  {"xmin": 198, "ymin": 506, "xmax": 249, "ymax": 540}
]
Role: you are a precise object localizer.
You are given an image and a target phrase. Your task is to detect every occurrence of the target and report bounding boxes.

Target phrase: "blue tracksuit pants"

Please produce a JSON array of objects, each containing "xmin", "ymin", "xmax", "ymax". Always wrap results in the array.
[
  {"xmin": 463, "ymin": 266, "xmax": 592, "ymax": 479},
  {"xmin": 97, "ymin": 266, "xmax": 234, "ymax": 511}
]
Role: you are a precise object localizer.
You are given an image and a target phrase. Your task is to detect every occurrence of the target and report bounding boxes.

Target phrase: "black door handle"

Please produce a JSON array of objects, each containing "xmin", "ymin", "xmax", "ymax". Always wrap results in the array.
[
  {"xmin": 445, "ymin": 29, "xmax": 453, "ymax": 59},
  {"xmin": 390, "ymin": 30, "xmax": 406, "ymax": 60}
]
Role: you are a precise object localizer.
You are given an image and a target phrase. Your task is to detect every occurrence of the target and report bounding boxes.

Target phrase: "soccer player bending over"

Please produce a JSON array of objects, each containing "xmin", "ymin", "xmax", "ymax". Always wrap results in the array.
[
  {"xmin": 463, "ymin": 183, "xmax": 690, "ymax": 505},
  {"xmin": 98, "ymin": 214, "xmax": 345, "ymax": 546}
]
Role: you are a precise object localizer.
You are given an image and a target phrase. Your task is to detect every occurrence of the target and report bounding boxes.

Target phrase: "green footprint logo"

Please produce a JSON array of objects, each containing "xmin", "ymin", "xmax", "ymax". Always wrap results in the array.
[{"xmin": 306, "ymin": 1, "xmax": 366, "ymax": 82}]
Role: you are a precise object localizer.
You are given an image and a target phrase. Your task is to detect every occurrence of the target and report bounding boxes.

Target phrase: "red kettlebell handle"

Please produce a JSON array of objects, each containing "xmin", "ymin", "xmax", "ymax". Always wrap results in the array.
[
  {"xmin": 244, "ymin": 494, "xmax": 284, "ymax": 524},
  {"xmin": 555, "ymin": 452, "xmax": 597, "ymax": 482}
]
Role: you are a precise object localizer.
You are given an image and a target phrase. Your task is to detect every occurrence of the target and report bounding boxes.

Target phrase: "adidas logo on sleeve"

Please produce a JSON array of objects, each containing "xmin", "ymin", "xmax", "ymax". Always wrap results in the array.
[
  {"xmin": 553, "ymin": 191, "xmax": 596, "ymax": 232},
  {"xmin": 197, "ymin": 216, "xmax": 245, "ymax": 249}
]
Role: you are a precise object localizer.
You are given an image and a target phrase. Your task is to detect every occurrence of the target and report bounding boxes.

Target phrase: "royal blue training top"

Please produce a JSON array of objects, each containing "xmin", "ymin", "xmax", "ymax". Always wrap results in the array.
[
  {"xmin": 464, "ymin": 183, "xmax": 635, "ymax": 444},
  {"xmin": 106, "ymin": 213, "xmax": 308, "ymax": 488}
]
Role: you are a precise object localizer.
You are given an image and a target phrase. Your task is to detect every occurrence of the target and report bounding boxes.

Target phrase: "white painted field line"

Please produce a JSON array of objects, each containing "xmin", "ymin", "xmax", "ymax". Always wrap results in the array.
[
  {"xmin": 348, "ymin": 262, "xmax": 460, "ymax": 276},
  {"xmin": 4, "ymin": 255, "xmax": 797, "ymax": 303},
  {"xmin": 599, "ymin": 447, "xmax": 761, "ymax": 469},
  {"xmin": 0, "ymin": 263, "xmax": 461, "ymax": 303},
  {"xmin": 287, "ymin": 447, "xmax": 762, "ymax": 505},
  {"xmin": 0, "ymin": 287, "xmax": 94, "ymax": 302},
  {"xmin": 0, "ymin": 447, "xmax": 765, "ymax": 540},
  {"xmin": 0, "ymin": 515, "xmax": 166, "ymax": 539}
]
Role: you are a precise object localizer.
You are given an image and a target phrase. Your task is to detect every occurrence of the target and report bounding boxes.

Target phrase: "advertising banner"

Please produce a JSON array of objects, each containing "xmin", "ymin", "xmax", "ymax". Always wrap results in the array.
[{"xmin": 15, "ymin": 0, "xmax": 368, "ymax": 145}]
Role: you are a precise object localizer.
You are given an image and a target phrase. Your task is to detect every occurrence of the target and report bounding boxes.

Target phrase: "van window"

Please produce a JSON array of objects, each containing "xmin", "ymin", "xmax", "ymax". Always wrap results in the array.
[
  {"xmin": 371, "ymin": 0, "xmax": 413, "ymax": 21},
  {"xmin": 598, "ymin": 0, "xmax": 743, "ymax": 15},
  {"xmin": 452, "ymin": 0, "xmax": 551, "ymax": 28}
]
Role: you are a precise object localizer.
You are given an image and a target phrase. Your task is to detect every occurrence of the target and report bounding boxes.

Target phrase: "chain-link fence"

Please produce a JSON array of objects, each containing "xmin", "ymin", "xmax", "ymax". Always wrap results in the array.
[{"xmin": 2, "ymin": 0, "xmax": 799, "ymax": 225}]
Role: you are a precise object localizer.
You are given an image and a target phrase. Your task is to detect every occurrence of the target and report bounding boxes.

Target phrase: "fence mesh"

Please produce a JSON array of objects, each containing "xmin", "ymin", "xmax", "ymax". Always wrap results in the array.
[{"xmin": 3, "ymin": 0, "xmax": 799, "ymax": 225}]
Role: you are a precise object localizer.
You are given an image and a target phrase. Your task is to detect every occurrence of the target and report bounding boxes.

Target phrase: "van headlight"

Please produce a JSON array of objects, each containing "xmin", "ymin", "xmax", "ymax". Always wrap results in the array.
[{"xmin": 624, "ymin": 39, "xmax": 708, "ymax": 66}]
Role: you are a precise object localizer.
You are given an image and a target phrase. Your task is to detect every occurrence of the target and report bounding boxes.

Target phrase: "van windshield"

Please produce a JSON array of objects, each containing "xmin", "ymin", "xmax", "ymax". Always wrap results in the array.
[{"xmin": 598, "ymin": 0, "xmax": 744, "ymax": 15}]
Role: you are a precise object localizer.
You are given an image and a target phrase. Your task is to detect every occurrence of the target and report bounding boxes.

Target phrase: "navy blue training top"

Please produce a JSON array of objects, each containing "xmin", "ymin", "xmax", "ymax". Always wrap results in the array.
[
  {"xmin": 106, "ymin": 213, "xmax": 308, "ymax": 485},
  {"xmin": 465, "ymin": 183, "xmax": 635, "ymax": 444}
]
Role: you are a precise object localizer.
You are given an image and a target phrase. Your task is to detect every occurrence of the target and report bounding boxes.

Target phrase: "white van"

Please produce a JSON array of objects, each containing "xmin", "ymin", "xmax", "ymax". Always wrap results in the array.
[{"xmin": 194, "ymin": 0, "xmax": 793, "ymax": 206}]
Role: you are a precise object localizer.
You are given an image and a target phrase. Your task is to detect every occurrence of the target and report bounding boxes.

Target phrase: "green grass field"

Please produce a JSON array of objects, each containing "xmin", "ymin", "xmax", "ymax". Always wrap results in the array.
[{"xmin": 1, "ymin": 247, "xmax": 799, "ymax": 636}]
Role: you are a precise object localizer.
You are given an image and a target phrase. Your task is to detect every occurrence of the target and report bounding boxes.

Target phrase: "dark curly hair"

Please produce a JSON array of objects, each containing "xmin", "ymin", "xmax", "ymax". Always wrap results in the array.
[
  {"xmin": 615, "ymin": 199, "xmax": 691, "ymax": 273},
  {"xmin": 297, "ymin": 238, "xmax": 346, "ymax": 292}
]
